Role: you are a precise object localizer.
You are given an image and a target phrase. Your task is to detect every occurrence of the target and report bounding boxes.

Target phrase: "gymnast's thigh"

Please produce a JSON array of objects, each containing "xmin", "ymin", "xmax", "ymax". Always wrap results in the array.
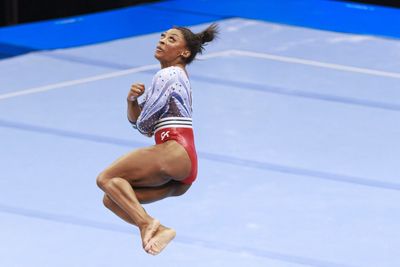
[{"xmin": 100, "ymin": 142, "xmax": 190, "ymax": 187}]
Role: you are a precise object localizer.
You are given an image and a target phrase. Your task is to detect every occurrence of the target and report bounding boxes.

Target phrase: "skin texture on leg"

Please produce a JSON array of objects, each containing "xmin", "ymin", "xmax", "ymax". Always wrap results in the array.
[
  {"xmin": 102, "ymin": 181, "xmax": 190, "ymax": 250},
  {"xmin": 103, "ymin": 194, "xmax": 135, "ymax": 225},
  {"xmin": 96, "ymin": 140, "xmax": 192, "ymax": 253},
  {"xmin": 102, "ymin": 180, "xmax": 191, "ymax": 225},
  {"xmin": 134, "ymin": 180, "xmax": 191, "ymax": 204},
  {"xmin": 99, "ymin": 140, "xmax": 191, "ymax": 187},
  {"xmin": 100, "ymin": 177, "xmax": 160, "ymax": 247}
]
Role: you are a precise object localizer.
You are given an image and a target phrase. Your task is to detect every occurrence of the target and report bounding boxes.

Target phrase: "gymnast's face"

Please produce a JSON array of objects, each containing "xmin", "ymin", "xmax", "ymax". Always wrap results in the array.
[{"xmin": 155, "ymin": 29, "xmax": 190, "ymax": 65}]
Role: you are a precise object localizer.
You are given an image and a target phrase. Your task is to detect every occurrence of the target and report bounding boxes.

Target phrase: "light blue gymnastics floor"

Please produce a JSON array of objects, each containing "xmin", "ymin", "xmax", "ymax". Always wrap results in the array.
[{"xmin": 1, "ymin": 18, "xmax": 400, "ymax": 267}]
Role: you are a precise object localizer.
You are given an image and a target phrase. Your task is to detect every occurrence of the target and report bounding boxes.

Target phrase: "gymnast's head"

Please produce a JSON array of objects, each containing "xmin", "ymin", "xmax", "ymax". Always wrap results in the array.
[{"xmin": 155, "ymin": 23, "xmax": 219, "ymax": 67}]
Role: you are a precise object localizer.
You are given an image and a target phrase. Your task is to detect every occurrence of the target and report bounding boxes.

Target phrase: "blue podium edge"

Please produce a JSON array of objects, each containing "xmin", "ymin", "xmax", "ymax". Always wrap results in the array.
[{"xmin": 0, "ymin": 0, "xmax": 399, "ymax": 59}]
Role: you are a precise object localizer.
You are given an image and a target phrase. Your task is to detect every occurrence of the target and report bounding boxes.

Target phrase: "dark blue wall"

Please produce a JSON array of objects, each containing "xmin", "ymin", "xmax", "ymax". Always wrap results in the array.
[
  {"xmin": 0, "ymin": 0, "xmax": 159, "ymax": 26},
  {"xmin": 1, "ymin": 0, "xmax": 400, "ymax": 59}
]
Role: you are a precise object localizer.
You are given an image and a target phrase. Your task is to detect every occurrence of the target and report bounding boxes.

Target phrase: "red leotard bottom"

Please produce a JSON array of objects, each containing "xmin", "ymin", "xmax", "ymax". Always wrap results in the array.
[{"xmin": 154, "ymin": 127, "xmax": 198, "ymax": 184}]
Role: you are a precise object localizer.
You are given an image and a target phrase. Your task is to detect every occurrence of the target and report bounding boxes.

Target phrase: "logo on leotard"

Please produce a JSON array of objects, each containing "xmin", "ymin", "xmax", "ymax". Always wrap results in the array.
[{"xmin": 161, "ymin": 131, "xmax": 170, "ymax": 141}]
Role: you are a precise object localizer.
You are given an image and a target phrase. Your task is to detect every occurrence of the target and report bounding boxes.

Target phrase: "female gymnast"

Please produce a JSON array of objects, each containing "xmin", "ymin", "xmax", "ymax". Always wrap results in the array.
[{"xmin": 96, "ymin": 24, "xmax": 218, "ymax": 255}]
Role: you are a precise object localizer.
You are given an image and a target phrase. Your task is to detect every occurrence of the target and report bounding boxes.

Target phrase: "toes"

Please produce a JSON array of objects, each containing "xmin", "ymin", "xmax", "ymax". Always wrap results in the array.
[
  {"xmin": 144, "ymin": 240, "xmax": 154, "ymax": 251},
  {"xmin": 143, "ymin": 226, "xmax": 175, "ymax": 256},
  {"xmin": 148, "ymin": 246, "xmax": 159, "ymax": 256},
  {"xmin": 142, "ymin": 219, "xmax": 160, "ymax": 246},
  {"xmin": 144, "ymin": 238, "xmax": 160, "ymax": 255},
  {"xmin": 145, "ymin": 242, "xmax": 159, "ymax": 256}
]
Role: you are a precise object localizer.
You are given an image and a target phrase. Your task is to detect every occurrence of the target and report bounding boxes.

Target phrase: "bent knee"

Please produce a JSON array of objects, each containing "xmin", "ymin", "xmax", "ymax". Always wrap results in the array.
[
  {"xmin": 98, "ymin": 175, "xmax": 127, "ymax": 192},
  {"xmin": 96, "ymin": 171, "xmax": 122, "ymax": 190},
  {"xmin": 102, "ymin": 194, "xmax": 112, "ymax": 208},
  {"xmin": 96, "ymin": 171, "xmax": 111, "ymax": 190}
]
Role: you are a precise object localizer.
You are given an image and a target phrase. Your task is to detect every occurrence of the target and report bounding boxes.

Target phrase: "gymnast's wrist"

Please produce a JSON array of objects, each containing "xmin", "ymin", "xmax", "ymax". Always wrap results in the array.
[{"xmin": 127, "ymin": 96, "xmax": 138, "ymax": 103}]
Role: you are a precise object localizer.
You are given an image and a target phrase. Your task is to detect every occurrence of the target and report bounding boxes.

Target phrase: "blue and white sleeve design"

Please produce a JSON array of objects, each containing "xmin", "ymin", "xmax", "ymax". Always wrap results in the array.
[{"xmin": 131, "ymin": 67, "xmax": 192, "ymax": 136}]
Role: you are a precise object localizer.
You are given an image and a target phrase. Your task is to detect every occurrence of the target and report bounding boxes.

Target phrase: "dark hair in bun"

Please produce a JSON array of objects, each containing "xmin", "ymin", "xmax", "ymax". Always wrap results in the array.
[{"xmin": 174, "ymin": 23, "xmax": 219, "ymax": 64}]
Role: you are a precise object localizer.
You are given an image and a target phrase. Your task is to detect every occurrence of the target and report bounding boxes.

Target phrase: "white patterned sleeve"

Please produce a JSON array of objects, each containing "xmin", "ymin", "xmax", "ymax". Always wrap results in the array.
[{"xmin": 135, "ymin": 69, "xmax": 180, "ymax": 136}]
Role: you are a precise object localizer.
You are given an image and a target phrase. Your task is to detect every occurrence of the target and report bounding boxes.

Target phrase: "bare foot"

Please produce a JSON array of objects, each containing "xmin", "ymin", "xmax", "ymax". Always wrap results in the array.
[
  {"xmin": 144, "ymin": 225, "xmax": 176, "ymax": 256},
  {"xmin": 140, "ymin": 218, "xmax": 160, "ymax": 248}
]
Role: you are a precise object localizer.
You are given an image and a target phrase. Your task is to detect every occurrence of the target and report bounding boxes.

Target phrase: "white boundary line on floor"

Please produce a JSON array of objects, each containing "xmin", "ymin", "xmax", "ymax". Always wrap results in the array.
[
  {"xmin": 2, "ymin": 48, "xmax": 399, "ymax": 101},
  {"xmin": 231, "ymin": 49, "xmax": 400, "ymax": 79},
  {"xmin": 0, "ymin": 64, "xmax": 158, "ymax": 100},
  {"xmin": 0, "ymin": 50, "xmax": 232, "ymax": 100}
]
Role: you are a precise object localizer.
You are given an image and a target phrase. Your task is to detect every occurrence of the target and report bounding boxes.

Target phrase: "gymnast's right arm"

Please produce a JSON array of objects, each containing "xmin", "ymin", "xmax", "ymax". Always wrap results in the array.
[{"xmin": 127, "ymin": 83, "xmax": 145, "ymax": 126}]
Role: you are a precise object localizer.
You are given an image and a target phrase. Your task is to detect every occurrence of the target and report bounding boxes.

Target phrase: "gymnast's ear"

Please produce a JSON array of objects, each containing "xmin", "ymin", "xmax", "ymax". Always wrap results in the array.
[{"xmin": 181, "ymin": 50, "xmax": 191, "ymax": 59}]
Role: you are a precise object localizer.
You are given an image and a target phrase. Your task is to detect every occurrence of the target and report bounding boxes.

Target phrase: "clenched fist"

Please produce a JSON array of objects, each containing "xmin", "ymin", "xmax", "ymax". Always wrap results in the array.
[{"xmin": 127, "ymin": 83, "xmax": 145, "ymax": 101}]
